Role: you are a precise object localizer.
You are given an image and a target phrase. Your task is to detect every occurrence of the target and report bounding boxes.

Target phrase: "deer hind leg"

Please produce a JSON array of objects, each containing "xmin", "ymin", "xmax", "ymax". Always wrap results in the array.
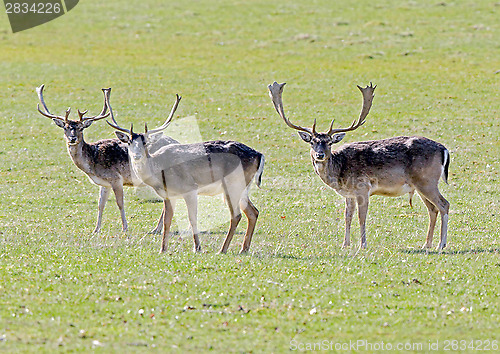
[
  {"xmin": 418, "ymin": 194, "xmax": 438, "ymax": 249},
  {"xmin": 239, "ymin": 191, "xmax": 259, "ymax": 254},
  {"xmin": 219, "ymin": 186, "xmax": 243, "ymax": 254},
  {"xmin": 160, "ymin": 199, "xmax": 174, "ymax": 253},
  {"xmin": 356, "ymin": 194, "xmax": 369, "ymax": 249},
  {"xmin": 94, "ymin": 186, "xmax": 110, "ymax": 234},
  {"xmin": 184, "ymin": 192, "xmax": 201, "ymax": 253},
  {"xmin": 111, "ymin": 184, "xmax": 128, "ymax": 232},
  {"xmin": 417, "ymin": 187, "xmax": 450, "ymax": 250}
]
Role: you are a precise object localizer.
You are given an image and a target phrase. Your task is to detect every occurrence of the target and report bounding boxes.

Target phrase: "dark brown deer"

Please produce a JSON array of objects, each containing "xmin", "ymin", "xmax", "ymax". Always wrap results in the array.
[
  {"xmin": 268, "ymin": 82, "xmax": 450, "ymax": 250},
  {"xmin": 37, "ymin": 85, "xmax": 177, "ymax": 233}
]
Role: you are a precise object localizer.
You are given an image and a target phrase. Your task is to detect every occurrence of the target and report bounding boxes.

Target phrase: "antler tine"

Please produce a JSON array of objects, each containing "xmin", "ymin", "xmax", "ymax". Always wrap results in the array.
[
  {"xmin": 64, "ymin": 108, "xmax": 71, "ymax": 121},
  {"xmin": 328, "ymin": 82, "xmax": 376, "ymax": 135},
  {"xmin": 146, "ymin": 94, "xmax": 182, "ymax": 136},
  {"xmin": 36, "ymin": 84, "xmax": 67, "ymax": 121},
  {"xmin": 103, "ymin": 88, "xmax": 131, "ymax": 134},
  {"xmin": 268, "ymin": 82, "xmax": 313, "ymax": 135},
  {"xmin": 80, "ymin": 89, "xmax": 110, "ymax": 122},
  {"xmin": 77, "ymin": 109, "xmax": 88, "ymax": 121},
  {"xmin": 101, "ymin": 88, "xmax": 118, "ymax": 125}
]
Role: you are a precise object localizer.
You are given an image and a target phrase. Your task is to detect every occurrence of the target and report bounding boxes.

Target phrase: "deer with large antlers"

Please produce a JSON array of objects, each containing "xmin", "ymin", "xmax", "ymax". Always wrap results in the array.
[
  {"xmin": 37, "ymin": 85, "xmax": 177, "ymax": 233},
  {"xmin": 107, "ymin": 94, "xmax": 265, "ymax": 254},
  {"xmin": 268, "ymin": 82, "xmax": 450, "ymax": 250}
]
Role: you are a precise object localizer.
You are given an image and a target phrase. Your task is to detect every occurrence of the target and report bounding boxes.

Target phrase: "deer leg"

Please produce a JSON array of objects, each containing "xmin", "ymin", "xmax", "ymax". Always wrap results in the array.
[
  {"xmin": 356, "ymin": 194, "xmax": 369, "ymax": 249},
  {"xmin": 343, "ymin": 197, "xmax": 356, "ymax": 248},
  {"xmin": 239, "ymin": 194, "xmax": 259, "ymax": 254},
  {"xmin": 93, "ymin": 186, "xmax": 110, "ymax": 234},
  {"xmin": 184, "ymin": 192, "xmax": 201, "ymax": 253},
  {"xmin": 419, "ymin": 195, "xmax": 438, "ymax": 249},
  {"xmin": 149, "ymin": 208, "xmax": 164, "ymax": 235},
  {"xmin": 160, "ymin": 199, "xmax": 174, "ymax": 253},
  {"xmin": 436, "ymin": 193, "xmax": 450, "ymax": 250},
  {"xmin": 149, "ymin": 199, "xmax": 176, "ymax": 234},
  {"xmin": 417, "ymin": 188, "xmax": 450, "ymax": 250},
  {"xmin": 111, "ymin": 184, "xmax": 127, "ymax": 232},
  {"xmin": 219, "ymin": 189, "xmax": 242, "ymax": 254}
]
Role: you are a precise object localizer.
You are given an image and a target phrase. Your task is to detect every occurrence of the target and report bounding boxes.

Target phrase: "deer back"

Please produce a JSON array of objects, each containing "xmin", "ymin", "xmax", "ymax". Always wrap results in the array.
[
  {"xmin": 323, "ymin": 136, "xmax": 448, "ymax": 194},
  {"xmin": 145, "ymin": 140, "xmax": 263, "ymax": 196}
]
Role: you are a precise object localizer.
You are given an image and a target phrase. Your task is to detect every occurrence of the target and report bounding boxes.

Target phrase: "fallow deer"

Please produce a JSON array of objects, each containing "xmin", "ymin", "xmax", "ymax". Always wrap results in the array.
[
  {"xmin": 268, "ymin": 82, "xmax": 450, "ymax": 250},
  {"xmin": 107, "ymin": 94, "xmax": 265, "ymax": 254},
  {"xmin": 37, "ymin": 85, "xmax": 177, "ymax": 234}
]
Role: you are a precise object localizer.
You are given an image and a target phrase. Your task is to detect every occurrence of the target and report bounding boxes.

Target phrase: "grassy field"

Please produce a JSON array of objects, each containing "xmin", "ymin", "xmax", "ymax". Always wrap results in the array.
[{"xmin": 1, "ymin": 0, "xmax": 499, "ymax": 352}]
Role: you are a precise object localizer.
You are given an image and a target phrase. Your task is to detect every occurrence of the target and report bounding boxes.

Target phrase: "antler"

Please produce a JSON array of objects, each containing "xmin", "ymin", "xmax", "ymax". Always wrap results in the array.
[
  {"xmin": 36, "ymin": 84, "xmax": 71, "ymax": 121},
  {"xmin": 327, "ymin": 82, "xmax": 376, "ymax": 135},
  {"xmin": 268, "ymin": 82, "xmax": 314, "ymax": 135},
  {"xmin": 104, "ymin": 88, "xmax": 131, "ymax": 134},
  {"xmin": 78, "ymin": 90, "xmax": 109, "ymax": 122},
  {"xmin": 106, "ymin": 93, "xmax": 181, "ymax": 136},
  {"xmin": 146, "ymin": 94, "xmax": 182, "ymax": 136}
]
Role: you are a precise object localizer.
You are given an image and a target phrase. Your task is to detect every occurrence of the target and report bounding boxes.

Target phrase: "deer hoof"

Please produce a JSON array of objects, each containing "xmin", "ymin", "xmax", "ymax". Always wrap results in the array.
[{"xmin": 436, "ymin": 243, "xmax": 446, "ymax": 251}]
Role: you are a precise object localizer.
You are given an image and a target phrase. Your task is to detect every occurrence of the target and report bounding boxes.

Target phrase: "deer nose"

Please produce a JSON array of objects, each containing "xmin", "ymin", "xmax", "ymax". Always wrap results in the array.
[{"xmin": 315, "ymin": 152, "xmax": 325, "ymax": 160}]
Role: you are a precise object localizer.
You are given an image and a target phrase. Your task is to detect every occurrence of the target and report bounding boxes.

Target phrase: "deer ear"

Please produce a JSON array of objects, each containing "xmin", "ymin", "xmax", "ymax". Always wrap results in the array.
[
  {"xmin": 53, "ymin": 119, "xmax": 65, "ymax": 128},
  {"xmin": 115, "ymin": 131, "xmax": 130, "ymax": 144},
  {"xmin": 82, "ymin": 120, "xmax": 93, "ymax": 129},
  {"xmin": 298, "ymin": 131, "xmax": 312, "ymax": 143},
  {"xmin": 331, "ymin": 133, "xmax": 346, "ymax": 144}
]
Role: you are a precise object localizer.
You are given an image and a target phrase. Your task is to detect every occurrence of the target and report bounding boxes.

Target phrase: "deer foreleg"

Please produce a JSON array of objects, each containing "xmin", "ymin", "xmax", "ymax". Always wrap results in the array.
[
  {"xmin": 356, "ymin": 195, "xmax": 369, "ymax": 249},
  {"xmin": 184, "ymin": 192, "xmax": 201, "ymax": 253},
  {"xmin": 160, "ymin": 199, "xmax": 174, "ymax": 253},
  {"xmin": 111, "ymin": 184, "xmax": 127, "ymax": 232},
  {"xmin": 343, "ymin": 198, "xmax": 356, "ymax": 248},
  {"xmin": 94, "ymin": 186, "xmax": 110, "ymax": 234}
]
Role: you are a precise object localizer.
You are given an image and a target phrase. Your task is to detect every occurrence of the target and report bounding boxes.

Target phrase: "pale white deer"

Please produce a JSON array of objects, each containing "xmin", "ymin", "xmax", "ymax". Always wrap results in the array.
[
  {"xmin": 107, "ymin": 94, "xmax": 265, "ymax": 254},
  {"xmin": 37, "ymin": 85, "xmax": 177, "ymax": 233},
  {"xmin": 268, "ymin": 82, "xmax": 450, "ymax": 250}
]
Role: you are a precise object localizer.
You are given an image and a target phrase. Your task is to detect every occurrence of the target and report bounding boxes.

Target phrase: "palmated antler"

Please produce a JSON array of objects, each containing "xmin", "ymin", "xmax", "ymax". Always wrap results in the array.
[
  {"xmin": 36, "ymin": 84, "xmax": 71, "ymax": 121},
  {"xmin": 327, "ymin": 82, "xmax": 376, "ymax": 136},
  {"xmin": 268, "ymin": 82, "xmax": 315, "ymax": 135},
  {"xmin": 146, "ymin": 94, "xmax": 182, "ymax": 136}
]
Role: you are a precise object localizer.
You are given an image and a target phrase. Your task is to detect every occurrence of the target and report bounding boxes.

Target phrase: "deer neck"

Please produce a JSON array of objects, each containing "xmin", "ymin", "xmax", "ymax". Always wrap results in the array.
[
  {"xmin": 312, "ymin": 153, "xmax": 341, "ymax": 190},
  {"xmin": 130, "ymin": 150, "xmax": 155, "ymax": 185},
  {"xmin": 66, "ymin": 139, "xmax": 93, "ymax": 175}
]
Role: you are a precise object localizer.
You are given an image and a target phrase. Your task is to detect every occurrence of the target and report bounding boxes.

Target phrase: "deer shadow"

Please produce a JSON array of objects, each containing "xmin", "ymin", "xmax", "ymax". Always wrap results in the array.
[{"xmin": 399, "ymin": 248, "xmax": 500, "ymax": 255}]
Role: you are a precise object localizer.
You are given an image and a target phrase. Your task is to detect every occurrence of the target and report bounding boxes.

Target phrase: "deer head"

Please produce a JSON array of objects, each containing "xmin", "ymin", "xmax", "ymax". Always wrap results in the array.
[
  {"xmin": 106, "ymin": 93, "xmax": 181, "ymax": 161},
  {"xmin": 36, "ymin": 84, "xmax": 110, "ymax": 145},
  {"xmin": 268, "ymin": 82, "xmax": 376, "ymax": 161}
]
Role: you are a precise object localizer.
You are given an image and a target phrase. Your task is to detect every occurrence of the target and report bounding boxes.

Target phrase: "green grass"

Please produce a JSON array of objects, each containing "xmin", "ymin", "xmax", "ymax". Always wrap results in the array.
[{"xmin": 1, "ymin": 0, "xmax": 499, "ymax": 352}]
